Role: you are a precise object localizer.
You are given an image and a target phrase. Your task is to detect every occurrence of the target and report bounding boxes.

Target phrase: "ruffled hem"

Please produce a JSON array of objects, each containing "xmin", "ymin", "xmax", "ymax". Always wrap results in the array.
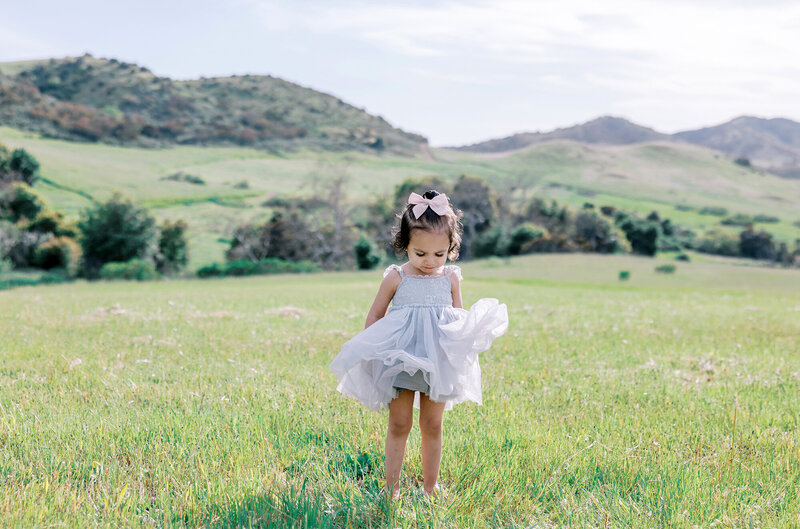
[{"xmin": 329, "ymin": 298, "xmax": 508, "ymax": 411}]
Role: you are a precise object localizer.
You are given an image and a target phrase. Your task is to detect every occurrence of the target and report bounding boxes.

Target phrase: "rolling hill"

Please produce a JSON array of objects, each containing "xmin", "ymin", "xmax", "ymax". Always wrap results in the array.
[
  {"xmin": 0, "ymin": 55, "xmax": 427, "ymax": 155},
  {"xmin": 1, "ymin": 125, "xmax": 799, "ymax": 268},
  {"xmin": 453, "ymin": 115, "xmax": 800, "ymax": 178}
]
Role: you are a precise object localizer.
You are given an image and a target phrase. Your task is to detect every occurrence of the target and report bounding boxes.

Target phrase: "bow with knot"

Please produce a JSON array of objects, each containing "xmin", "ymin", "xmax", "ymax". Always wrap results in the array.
[{"xmin": 408, "ymin": 192, "xmax": 449, "ymax": 219}]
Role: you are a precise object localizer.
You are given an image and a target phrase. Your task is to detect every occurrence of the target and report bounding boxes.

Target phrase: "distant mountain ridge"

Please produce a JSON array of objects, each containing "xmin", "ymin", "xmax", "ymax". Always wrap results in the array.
[
  {"xmin": 453, "ymin": 115, "xmax": 800, "ymax": 178},
  {"xmin": 0, "ymin": 54, "xmax": 427, "ymax": 155},
  {"xmin": 454, "ymin": 116, "xmax": 668, "ymax": 152}
]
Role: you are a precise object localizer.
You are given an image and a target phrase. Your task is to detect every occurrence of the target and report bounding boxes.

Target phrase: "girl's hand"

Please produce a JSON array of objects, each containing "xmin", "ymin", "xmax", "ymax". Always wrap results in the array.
[{"xmin": 364, "ymin": 269, "xmax": 401, "ymax": 328}]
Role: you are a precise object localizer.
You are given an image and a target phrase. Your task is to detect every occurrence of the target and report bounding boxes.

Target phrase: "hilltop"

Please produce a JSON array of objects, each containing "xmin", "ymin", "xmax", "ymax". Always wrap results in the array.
[
  {"xmin": 453, "ymin": 116, "xmax": 668, "ymax": 152},
  {"xmin": 0, "ymin": 55, "xmax": 427, "ymax": 155},
  {"xmin": 453, "ymin": 115, "xmax": 800, "ymax": 178}
]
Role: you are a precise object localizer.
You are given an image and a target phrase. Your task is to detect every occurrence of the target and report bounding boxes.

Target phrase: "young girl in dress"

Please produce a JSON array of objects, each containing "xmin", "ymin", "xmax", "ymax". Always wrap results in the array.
[{"xmin": 329, "ymin": 190, "xmax": 508, "ymax": 500}]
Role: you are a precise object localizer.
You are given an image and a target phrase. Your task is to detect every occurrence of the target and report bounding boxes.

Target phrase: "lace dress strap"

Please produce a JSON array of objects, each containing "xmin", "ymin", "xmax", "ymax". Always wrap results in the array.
[
  {"xmin": 445, "ymin": 265, "xmax": 463, "ymax": 281},
  {"xmin": 383, "ymin": 264, "xmax": 403, "ymax": 278}
]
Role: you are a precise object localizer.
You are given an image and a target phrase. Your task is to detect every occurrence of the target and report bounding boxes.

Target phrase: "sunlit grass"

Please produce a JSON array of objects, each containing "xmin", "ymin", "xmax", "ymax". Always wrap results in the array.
[{"xmin": 1, "ymin": 255, "xmax": 799, "ymax": 527}]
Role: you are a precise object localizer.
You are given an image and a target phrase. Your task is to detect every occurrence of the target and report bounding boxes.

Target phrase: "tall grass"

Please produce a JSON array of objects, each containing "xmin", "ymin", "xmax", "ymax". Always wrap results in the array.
[{"xmin": 1, "ymin": 255, "xmax": 799, "ymax": 527}]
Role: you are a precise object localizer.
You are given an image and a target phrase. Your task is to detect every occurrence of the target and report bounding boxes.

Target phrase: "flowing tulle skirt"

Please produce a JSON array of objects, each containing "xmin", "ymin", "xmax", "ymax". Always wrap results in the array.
[{"xmin": 329, "ymin": 298, "xmax": 508, "ymax": 411}]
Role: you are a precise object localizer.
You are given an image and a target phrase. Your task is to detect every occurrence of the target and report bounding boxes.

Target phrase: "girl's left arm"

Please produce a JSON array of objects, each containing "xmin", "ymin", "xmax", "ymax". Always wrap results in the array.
[{"xmin": 450, "ymin": 272, "xmax": 463, "ymax": 309}]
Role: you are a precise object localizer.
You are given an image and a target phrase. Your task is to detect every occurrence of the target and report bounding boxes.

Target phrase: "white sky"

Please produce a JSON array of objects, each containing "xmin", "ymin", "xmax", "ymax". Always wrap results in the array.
[{"xmin": 2, "ymin": 0, "xmax": 800, "ymax": 146}]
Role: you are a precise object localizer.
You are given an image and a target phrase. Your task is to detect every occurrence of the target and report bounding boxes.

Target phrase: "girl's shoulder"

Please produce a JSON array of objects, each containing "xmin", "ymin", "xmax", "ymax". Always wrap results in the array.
[
  {"xmin": 383, "ymin": 264, "xmax": 403, "ymax": 279},
  {"xmin": 444, "ymin": 264, "xmax": 463, "ymax": 281}
]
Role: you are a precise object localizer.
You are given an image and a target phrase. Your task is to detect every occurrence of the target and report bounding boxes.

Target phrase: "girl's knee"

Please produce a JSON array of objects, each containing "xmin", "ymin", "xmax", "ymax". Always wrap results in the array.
[
  {"xmin": 388, "ymin": 415, "xmax": 413, "ymax": 436},
  {"xmin": 419, "ymin": 415, "xmax": 443, "ymax": 437}
]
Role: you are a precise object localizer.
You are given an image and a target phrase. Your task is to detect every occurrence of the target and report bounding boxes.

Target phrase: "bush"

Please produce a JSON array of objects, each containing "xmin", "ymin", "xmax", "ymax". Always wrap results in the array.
[
  {"xmin": 675, "ymin": 253, "xmax": 690, "ymax": 261},
  {"xmin": 0, "ymin": 183, "xmax": 47, "ymax": 222},
  {"xmin": 753, "ymin": 215, "xmax": 779, "ymax": 223},
  {"xmin": 23, "ymin": 210, "xmax": 77, "ymax": 237},
  {"xmin": 155, "ymin": 220, "xmax": 188, "ymax": 275},
  {"xmin": 196, "ymin": 258, "xmax": 320, "ymax": 278},
  {"xmin": 196, "ymin": 263, "xmax": 224, "ymax": 278},
  {"xmin": 0, "ymin": 148, "xmax": 40, "ymax": 186},
  {"xmin": 615, "ymin": 216, "xmax": 658, "ymax": 256},
  {"xmin": 162, "ymin": 172, "xmax": 205, "ymax": 185},
  {"xmin": 734, "ymin": 157, "xmax": 751, "ymax": 167},
  {"xmin": 695, "ymin": 229, "xmax": 740, "ymax": 257},
  {"xmin": 721, "ymin": 214, "xmax": 753, "ymax": 226},
  {"xmin": 473, "ymin": 227, "xmax": 510, "ymax": 258},
  {"xmin": 699, "ymin": 207, "xmax": 728, "ymax": 217},
  {"xmin": 739, "ymin": 227, "xmax": 775, "ymax": 260},
  {"xmin": 78, "ymin": 194, "xmax": 157, "ymax": 278},
  {"xmin": 33, "ymin": 236, "xmax": 82, "ymax": 277},
  {"xmin": 619, "ymin": 270, "xmax": 630, "ymax": 281},
  {"xmin": 573, "ymin": 211, "xmax": 618, "ymax": 253},
  {"xmin": 508, "ymin": 223, "xmax": 546, "ymax": 255},
  {"xmin": 655, "ymin": 264, "xmax": 676, "ymax": 274},
  {"xmin": 354, "ymin": 235, "xmax": 381, "ymax": 270},
  {"xmin": 674, "ymin": 204, "xmax": 694, "ymax": 211},
  {"xmin": 100, "ymin": 259, "xmax": 160, "ymax": 281}
]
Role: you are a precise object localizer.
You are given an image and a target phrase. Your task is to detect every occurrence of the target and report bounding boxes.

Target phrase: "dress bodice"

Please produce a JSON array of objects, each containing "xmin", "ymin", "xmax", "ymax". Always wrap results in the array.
[{"xmin": 383, "ymin": 264, "xmax": 462, "ymax": 308}]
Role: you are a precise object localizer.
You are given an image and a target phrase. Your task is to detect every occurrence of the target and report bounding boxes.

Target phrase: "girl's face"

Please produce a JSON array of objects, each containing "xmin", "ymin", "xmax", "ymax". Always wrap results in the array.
[{"xmin": 407, "ymin": 229, "xmax": 450, "ymax": 275}]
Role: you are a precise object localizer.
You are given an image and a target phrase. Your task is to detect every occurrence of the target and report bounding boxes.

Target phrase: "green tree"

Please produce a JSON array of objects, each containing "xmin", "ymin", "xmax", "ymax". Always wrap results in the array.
[
  {"xmin": 78, "ymin": 194, "xmax": 157, "ymax": 278},
  {"xmin": 0, "ymin": 183, "xmax": 47, "ymax": 222},
  {"xmin": 155, "ymin": 220, "xmax": 189, "ymax": 275},
  {"xmin": 449, "ymin": 175, "xmax": 496, "ymax": 259},
  {"xmin": 354, "ymin": 235, "xmax": 381, "ymax": 270}
]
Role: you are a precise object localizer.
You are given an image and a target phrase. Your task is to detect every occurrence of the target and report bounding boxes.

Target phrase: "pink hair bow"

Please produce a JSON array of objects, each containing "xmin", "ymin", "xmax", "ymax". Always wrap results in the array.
[{"xmin": 408, "ymin": 192, "xmax": 449, "ymax": 219}]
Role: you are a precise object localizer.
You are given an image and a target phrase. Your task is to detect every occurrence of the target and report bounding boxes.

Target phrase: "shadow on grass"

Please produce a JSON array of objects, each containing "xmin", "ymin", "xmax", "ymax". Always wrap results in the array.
[{"xmin": 175, "ymin": 480, "xmax": 397, "ymax": 529}]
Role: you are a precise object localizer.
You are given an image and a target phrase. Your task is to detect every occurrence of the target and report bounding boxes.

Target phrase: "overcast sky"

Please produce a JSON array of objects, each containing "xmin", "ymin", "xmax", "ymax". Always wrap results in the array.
[{"xmin": 2, "ymin": 0, "xmax": 800, "ymax": 146}]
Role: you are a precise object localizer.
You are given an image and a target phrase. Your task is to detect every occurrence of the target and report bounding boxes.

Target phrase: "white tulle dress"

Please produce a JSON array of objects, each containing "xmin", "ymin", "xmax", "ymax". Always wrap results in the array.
[{"xmin": 329, "ymin": 264, "xmax": 509, "ymax": 411}]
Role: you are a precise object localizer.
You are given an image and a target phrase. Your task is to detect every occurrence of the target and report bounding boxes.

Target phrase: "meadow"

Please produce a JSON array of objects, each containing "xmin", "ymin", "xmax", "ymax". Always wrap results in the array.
[
  {"xmin": 2, "ymin": 126, "xmax": 800, "ymax": 269},
  {"xmin": 2, "ymin": 254, "xmax": 799, "ymax": 528}
]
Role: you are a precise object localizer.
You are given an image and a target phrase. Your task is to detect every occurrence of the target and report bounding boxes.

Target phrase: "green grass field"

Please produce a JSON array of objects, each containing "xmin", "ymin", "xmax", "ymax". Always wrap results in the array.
[
  {"xmin": 2, "ymin": 254, "xmax": 798, "ymax": 527},
  {"xmin": 2, "ymin": 126, "xmax": 799, "ymax": 269}
]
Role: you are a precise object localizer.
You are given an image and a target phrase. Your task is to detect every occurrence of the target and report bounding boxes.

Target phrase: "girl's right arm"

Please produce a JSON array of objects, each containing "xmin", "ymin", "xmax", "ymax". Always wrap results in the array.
[{"xmin": 364, "ymin": 271, "xmax": 401, "ymax": 329}]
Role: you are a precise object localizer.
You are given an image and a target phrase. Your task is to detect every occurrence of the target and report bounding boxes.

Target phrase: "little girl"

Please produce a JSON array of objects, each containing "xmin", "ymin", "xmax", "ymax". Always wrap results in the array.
[{"xmin": 329, "ymin": 190, "xmax": 508, "ymax": 499}]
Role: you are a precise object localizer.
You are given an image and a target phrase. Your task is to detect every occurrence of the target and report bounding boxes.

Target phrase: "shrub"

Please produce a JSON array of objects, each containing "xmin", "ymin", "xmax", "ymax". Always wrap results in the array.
[
  {"xmin": 508, "ymin": 223, "xmax": 545, "ymax": 255},
  {"xmin": 619, "ymin": 270, "xmax": 630, "ymax": 281},
  {"xmin": 155, "ymin": 220, "xmax": 188, "ymax": 275},
  {"xmin": 753, "ymin": 215, "xmax": 779, "ymax": 223},
  {"xmin": 616, "ymin": 216, "xmax": 658, "ymax": 256},
  {"xmin": 655, "ymin": 264, "xmax": 676, "ymax": 274},
  {"xmin": 600, "ymin": 205, "xmax": 616, "ymax": 216},
  {"xmin": 721, "ymin": 214, "xmax": 753, "ymax": 226},
  {"xmin": 100, "ymin": 259, "xmax": 160, "ymax": 281},
  {"xmin": 699, "ymin": 207, "xmax": 728, "ymax": 217},
  {"xmin": 196, "ymin": 263, "xmax": 224, "ymax": 278},
  {"xmin": 162, "ymin": 172, "xmax": 205, "ymax": 185},
  {"xmin": 24, "ymin": 210, "xmax": 77, "ymax": 237},
  {"xmin": 674, "ymin": 204, "xmax": 694, "ymax": 211},
  {"xmin": 734, "ymin": 157, "xmax": 751, "ymax": 167},
  {"xmin": 78, "ymin": 194, "xmax": 157, "ymax": 278},
  {"xmin": 354, "ymin": 235, "xmax": 381, "ymax": 270},
  {"xmin": 473, "ymin": 227, "xmax": 510, "ymax": 258},
  {"xmin": 675, "ymin": 253, "xmax": 690, "ymax": 261},
  {"xmin": 195, "ymin": 258, "xmax": 320, "ymax": 278},
  {"xmin": 695, "ymin": 229, "xmax": 740, "ymax": 257},
  {"xmin": 739, "ymin": 227, "xmax": 775, "ymax": 260},
  {"xmin": 573, "ymin": 211, "xmax": 618, "ymax": 253},
  {"xmin": 0, "ymin": 148, "xmax": 40, "ymax": 186},
  {"xmin": 33, "ymin": 236, "xmax": 82, "ymax": 277},
  {"xmin": 0, "ymin": 183, "xmax": 47, "ymax": 222}
]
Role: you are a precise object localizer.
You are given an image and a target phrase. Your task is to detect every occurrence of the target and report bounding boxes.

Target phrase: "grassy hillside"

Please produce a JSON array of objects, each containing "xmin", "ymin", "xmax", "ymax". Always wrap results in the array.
[
  {"xmin": 0, "ymin": 55, "xmax": 426, "ymax": 155},
  {"xmin": 1, "ymin": 126, "xmax": 799, "ymax": 268},
  {"xmin": 1, "ymin": 254, "xmax": 798, "ymax": 527}
]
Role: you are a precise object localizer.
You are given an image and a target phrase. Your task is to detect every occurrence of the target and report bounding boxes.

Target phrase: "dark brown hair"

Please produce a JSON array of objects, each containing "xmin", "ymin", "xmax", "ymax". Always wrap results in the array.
[{"xmin": 392, "ymin": 190, "xmax": 463, "ymax": 260}]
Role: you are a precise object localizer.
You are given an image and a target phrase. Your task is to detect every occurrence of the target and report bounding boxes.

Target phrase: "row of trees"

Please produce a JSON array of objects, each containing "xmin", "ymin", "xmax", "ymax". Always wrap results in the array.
[
  {"xmin": 224, "ymin": 172, "xmax": 800, "ymax": 271},
  {"xmin": 0, "ymin": 145, "xmax": 189, "ymax": 279}
]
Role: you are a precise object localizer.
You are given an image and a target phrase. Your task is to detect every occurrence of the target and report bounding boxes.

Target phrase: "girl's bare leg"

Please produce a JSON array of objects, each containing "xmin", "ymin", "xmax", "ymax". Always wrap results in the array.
[
  {"xmin": 419, "ymin": 393, "xmax": 446, "ymax": 495},
  {"xmin": 385, "ymin": 389, "xmax": 414, "ymax": 499}
]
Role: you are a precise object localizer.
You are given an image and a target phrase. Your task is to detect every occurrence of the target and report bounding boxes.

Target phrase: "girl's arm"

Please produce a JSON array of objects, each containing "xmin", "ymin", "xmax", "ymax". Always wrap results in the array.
[
  {"xmin": 364, "ymin": 271, "xmax": 401, "ymax": 328},
  {"xmin": 450, "ymin": 272, "xmax": 463, "ymax": 309}
]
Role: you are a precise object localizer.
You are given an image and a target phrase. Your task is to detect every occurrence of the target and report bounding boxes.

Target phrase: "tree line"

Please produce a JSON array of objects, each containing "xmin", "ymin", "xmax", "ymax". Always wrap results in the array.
[{"xmin": 2, "ymin": 147, "xmax": 799, "ymax": 284}]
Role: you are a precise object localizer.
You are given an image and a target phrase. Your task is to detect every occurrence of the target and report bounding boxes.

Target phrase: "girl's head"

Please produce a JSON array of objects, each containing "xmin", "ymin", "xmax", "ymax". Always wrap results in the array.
[{"xmin": 392, "ymin": 190, "xmax": 463, "ymax": 266}]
